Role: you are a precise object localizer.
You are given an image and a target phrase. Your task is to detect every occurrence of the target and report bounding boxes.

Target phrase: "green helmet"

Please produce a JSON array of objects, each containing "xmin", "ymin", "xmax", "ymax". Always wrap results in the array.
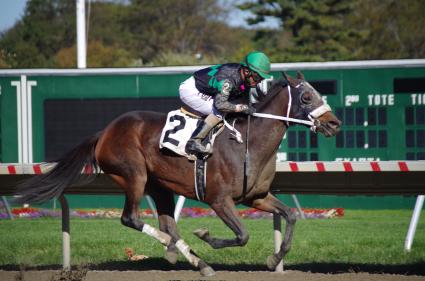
[{"xmin": 243, "ymin": 51, "xmax": 272, "ymax": 79}]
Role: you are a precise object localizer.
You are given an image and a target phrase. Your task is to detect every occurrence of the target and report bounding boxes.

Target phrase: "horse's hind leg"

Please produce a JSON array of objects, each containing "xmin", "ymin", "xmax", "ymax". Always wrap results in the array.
[
  {"xmin": 110, "ymin": 173, "xmax": 172, "ymax": 247},
  {"xmin": 194, "ymin": 195, "xmax": 249, "ymax": 248},
  {"xmin": 248, "ymin": 192, "xmax": 296, "ymax": 270},
  {"xmin": 149, "ymin": 187, "xmax": 215, "ymax": 276}
]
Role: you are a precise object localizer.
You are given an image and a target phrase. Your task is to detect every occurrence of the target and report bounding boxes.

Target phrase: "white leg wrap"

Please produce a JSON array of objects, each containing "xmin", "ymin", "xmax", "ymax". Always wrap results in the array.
[
  {"xmin": 142, "ymin": 224, "xmax": 171, "ymax": 246},
  {"xmin": 176, "ymin": 239, "xmax": 200, "ymax": 267}
]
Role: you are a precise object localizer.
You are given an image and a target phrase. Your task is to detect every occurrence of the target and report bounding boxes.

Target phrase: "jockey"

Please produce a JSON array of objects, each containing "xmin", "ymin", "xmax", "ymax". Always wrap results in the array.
[{"xmin": 179, "ymin": 51, "xmax": 272, "ymax": 155}]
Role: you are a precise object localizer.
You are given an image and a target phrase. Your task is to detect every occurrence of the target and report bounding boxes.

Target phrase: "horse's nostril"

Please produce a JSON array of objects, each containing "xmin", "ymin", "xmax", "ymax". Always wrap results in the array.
[{"xmin": 328, "ymin": 120, "xmax": 341, "ymax": 129}]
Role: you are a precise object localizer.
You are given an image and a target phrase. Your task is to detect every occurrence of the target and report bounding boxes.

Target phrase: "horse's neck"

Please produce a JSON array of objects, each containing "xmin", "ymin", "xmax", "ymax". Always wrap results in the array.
[{"xmin": 249, "ymin": 87, "xmax": 289, "ymax": 157}]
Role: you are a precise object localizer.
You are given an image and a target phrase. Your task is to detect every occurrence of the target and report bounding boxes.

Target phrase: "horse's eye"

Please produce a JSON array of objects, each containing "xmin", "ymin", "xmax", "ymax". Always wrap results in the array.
[{"xmin": 301, "ymin": 92, "xmax": 312, "ymax": 104}]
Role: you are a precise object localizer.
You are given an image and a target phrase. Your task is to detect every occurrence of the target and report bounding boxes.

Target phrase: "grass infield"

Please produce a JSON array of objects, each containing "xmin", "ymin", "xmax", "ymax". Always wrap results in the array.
[{"xmin": 0, "ymin": 210, "xmax": 424, "ymax": 269}]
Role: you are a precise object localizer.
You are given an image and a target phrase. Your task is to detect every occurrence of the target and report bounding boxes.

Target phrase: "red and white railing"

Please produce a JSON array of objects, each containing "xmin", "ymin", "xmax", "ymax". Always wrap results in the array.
[
  {"xmin": 276, "ymin": 160, "xmax": 424, "ymax": 172},
  {"xmin": 2, "ymin": 160, "xmax": 424, "ymax": 174}
]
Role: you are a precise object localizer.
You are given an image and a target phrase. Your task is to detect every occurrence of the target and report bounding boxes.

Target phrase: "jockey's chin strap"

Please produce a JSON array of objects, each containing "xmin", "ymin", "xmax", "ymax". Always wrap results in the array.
[{"xmin": 253, "ymin": 85, "xmax": 332, "ymax": 132}]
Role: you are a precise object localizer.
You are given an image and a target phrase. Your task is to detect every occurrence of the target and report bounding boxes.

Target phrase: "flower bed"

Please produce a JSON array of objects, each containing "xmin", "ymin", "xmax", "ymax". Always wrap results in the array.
[{"xmin": 1, "ymin": 207, "xmax": 343, "ymax": 219}]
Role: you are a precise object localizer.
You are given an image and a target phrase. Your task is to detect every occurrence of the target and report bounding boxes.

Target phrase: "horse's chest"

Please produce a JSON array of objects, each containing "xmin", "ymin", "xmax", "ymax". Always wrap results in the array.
[{"xmin": 248, "ymin": 159, "xmax": 277, "ymax": 195}]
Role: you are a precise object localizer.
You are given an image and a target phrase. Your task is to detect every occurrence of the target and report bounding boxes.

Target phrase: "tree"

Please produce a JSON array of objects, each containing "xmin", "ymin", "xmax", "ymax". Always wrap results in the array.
[
  {"xmin": 239, "ymin": 0, "xmax": 362, "ymax": 62},
  {"xmin": 124, "ymin": 0, "xmax": 244, "ymax": 64},
  {"xmin": 84, "ymin": 1, "xmax": 133, "ymax": 51},
  {"xmin": 54, "ymin": 40, "xmax": 133, "ymax": 68},
  {"xmin": 0, "ymin": 50, "xmax": 11, "ymax": 68},
  {"xmin": 0, "ymin": 0, "xmax": 251, "ymax": 67},
  {"xmin": 0, "ymin": 0, "xmax": 75, "ymax": 67},
  {"xmin": 351, "ymin": 0, "xmax": 425, "ymax": 59}
]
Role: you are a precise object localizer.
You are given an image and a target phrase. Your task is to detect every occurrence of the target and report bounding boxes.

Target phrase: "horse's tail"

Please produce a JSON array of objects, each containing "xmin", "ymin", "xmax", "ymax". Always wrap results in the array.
[{"xmin": 14, "ymin": 132, "xmax": 102, "ymax": 204}]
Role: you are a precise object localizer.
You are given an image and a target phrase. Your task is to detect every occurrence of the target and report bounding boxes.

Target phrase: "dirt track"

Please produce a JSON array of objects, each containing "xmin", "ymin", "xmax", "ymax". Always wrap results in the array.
[{"xmin": 2, "ymin": 270, "xmax": 425, "ymax": 281}]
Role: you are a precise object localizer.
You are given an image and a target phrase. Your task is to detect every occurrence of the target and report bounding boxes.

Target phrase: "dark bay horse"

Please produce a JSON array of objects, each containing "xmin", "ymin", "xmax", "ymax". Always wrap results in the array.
[{"xmin": 16, "ymin": 72, "xmax": 341, "ymax": 276}]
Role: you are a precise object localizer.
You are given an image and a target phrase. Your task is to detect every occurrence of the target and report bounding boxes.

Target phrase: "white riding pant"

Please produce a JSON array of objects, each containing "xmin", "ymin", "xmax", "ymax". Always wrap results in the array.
[{"xmin": 179, "ymin": 76, "xmax": 221, "ymax": 117}]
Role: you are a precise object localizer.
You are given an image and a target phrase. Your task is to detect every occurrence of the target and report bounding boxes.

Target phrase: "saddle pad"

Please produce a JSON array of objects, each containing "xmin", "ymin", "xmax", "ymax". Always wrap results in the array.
[{"xmin": 159, "ymin": 109, "xmax": 201, "ymax": 158}]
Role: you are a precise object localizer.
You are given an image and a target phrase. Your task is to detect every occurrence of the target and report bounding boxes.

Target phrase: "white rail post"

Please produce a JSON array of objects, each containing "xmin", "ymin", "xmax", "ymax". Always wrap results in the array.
[
  {"xmin": 145, "ymin": 195, "xmax": 158, "ymax": 219},
  {"xmin": 59, "ymin": 195, "xmax": 71, "ymax": 270},
  {"xmin": 273, "ymin": 213, "xmax": 283, "ymax": 272},
  {"xmin": 76, "ymin": 0, "xmax": 87, "ymax": 68},
  {"xmin": 174, "ymin": 195, "xmax": 186, "ymax": 222},
  {"xmin": 1, "ymin": 196, "xmax": 14, "ymax": 220},
  {"xmin": 291, "ymin": 194, "xmax": 305, "ymax": 219},
  {"xmin": 405, "ymin": 195, "xmax": 424, "ymax": 251}
]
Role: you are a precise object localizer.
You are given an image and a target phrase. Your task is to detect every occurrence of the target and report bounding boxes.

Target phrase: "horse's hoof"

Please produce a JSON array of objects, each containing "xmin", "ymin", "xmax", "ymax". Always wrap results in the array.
[
  {"xmin": 193, "ymin": 227, "xmax": 209, "ymax": 239},
  {"xmin": 164, "ymin": 250, "xmax": 178, "ymax": 265},
  {"xmin": 200, "ymin": 265, "xmax": 216, "ymax": 277},
  {"xmin": 266, "ymin": 254, "xmax": 279, "ymax": 270}
]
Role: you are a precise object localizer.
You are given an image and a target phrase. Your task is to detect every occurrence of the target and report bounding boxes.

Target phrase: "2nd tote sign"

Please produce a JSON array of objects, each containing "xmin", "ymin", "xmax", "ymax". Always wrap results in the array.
[{"xmin": 10, "ymin": 75, "xmax": 37, "ymax": 163}]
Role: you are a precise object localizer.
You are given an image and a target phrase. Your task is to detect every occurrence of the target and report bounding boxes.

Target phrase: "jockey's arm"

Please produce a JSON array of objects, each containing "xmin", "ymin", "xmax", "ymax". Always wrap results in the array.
[{"xmin": 214, "ymin": 80, "xmax": 250, "ymax": 113}]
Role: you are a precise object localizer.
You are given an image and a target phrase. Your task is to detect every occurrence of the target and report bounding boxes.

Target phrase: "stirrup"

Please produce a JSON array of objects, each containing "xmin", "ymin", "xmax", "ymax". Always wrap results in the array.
[
  {"xmin": 186, "ymin": 139, "xmax": 212, "ymax": 155},
  {"xmin": 186, "ymin": 140, "xmax": 208, "ymax": 154}
]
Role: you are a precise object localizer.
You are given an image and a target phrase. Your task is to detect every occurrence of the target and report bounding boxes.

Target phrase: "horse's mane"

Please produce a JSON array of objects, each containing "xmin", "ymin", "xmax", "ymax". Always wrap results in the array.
[
  {"xmin": 255, "ymin": 79, "xmax": 288, "ymax": 111},
  {"xmin": 225, "ymin": 79, "xmax": 289, "ymax": 121}
]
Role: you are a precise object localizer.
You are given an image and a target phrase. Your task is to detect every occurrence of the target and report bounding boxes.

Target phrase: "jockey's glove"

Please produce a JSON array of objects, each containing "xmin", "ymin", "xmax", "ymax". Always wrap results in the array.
[{"xmin": 240, "ymin": 105, "xmax": 256, "ymax": 115}]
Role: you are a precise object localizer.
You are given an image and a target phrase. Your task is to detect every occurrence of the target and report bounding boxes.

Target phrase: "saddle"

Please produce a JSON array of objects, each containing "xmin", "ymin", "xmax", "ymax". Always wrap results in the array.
[
  {"xmin": 159, "ymin": 107, "xmax": 224, "ymax": 161},
  {"xmin": 159, "ymin": 107, "xmax": 225, "ymax": 201}
]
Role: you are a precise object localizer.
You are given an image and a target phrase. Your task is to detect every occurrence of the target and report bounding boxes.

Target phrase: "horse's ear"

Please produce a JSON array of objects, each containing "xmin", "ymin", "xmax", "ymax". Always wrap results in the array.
[
  {"xmin": 297, "ymin": 71, "xmax": 305, "ymax": 80},
  {"xmin": 286, "ymin": 74, "xmax": 296, "ymax": 87},
  {"xmin": 281, "ymin": 71, "xmax": 289, "ymax": 82}
]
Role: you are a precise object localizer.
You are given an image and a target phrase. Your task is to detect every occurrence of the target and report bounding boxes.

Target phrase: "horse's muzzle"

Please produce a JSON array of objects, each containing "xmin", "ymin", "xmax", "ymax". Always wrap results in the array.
[
  {"xmin": 316, "ymin": 112, "xmax": 342, "ymax": 137},
  {"xmin": 316, "ymin": 118, "xmax": 342, "ymax": 137}
]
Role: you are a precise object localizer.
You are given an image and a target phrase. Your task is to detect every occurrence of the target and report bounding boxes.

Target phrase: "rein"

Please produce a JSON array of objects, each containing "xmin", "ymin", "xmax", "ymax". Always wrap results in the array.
[
  {"xmin": 253, "ymin": 112, "xmax": 314, "ymax": 127},
  {"xmin": 253, "ymin": 85, "xmax": 331, "ymax": 132},
  {"xmin": 253, "ymin": 85, "xmax": 314, "ymax": 126}
]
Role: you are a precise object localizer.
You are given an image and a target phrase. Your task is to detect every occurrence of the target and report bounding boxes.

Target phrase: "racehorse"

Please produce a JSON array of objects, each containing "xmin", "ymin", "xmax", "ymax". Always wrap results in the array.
[{"xmin": 16, "ymin": 72, "xmax": 341, "ymax": 276}]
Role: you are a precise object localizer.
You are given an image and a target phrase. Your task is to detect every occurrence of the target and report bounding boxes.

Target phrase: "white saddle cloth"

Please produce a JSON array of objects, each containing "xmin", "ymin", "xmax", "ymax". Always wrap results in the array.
[{"xmin": 160, "ymin": 109, "xmax": 228, "ymax": 160}]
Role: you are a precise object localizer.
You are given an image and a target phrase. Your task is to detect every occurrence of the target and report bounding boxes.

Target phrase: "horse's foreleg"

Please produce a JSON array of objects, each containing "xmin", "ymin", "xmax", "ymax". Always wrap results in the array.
[
  {"xmin": 249, "ymin": 192, "xmax": 296, "ymax": 270},
  {"xmin": 148, "ymin": 187, "xmax": 180, "ymax": 264},
  {"xmin": 194, "ymin": 196, "xmax": 249, "ymax": 249},
  {"xmin": 158, "ymin": 215, "xmax": 179, "ymax": 264}
]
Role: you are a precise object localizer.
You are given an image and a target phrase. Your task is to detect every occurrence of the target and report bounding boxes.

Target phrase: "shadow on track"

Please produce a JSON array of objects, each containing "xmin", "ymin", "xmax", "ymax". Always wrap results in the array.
[{"xmin": 1, "ymin": 260, "xmax": 424, "ymax": 276}]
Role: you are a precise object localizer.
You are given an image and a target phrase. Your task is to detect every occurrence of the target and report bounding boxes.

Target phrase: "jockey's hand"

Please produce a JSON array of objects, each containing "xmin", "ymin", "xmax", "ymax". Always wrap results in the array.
[{"xmin": 239, "ymin": 104, "xmax": 256, "ymax": 115}]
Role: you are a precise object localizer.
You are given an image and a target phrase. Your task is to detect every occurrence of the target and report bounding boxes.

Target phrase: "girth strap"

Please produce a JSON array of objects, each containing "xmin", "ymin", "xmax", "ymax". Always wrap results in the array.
[{"xmin": 194, "ymin": 159, "xmax": 207, "ymax": 201}]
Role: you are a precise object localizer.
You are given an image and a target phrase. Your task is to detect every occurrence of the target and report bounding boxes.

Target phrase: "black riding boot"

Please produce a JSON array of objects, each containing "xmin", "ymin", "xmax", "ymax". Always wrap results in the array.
[{"xmin": 186, "ymin": 114, "xmax": 221, "ymax": 154}]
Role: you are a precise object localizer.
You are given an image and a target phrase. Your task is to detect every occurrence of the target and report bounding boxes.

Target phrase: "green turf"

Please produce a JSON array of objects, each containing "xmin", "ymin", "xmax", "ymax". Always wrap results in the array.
[{"xmin": 0, "ymin": 210, "xmax": 424, "ymax": 267}]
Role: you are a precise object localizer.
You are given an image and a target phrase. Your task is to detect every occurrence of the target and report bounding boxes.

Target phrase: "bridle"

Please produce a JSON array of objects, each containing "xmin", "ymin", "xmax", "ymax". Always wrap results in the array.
[
  {"xmin": 222, "ymin": 81, "xmax": 332, "ymax": 143},
  {"xmin": 253, "ymin": 83, "xmax": 331, "ymax": 132},
  {"xmin": 229, "ymin": 81, "xmax": 332, "ymax": 200}
]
